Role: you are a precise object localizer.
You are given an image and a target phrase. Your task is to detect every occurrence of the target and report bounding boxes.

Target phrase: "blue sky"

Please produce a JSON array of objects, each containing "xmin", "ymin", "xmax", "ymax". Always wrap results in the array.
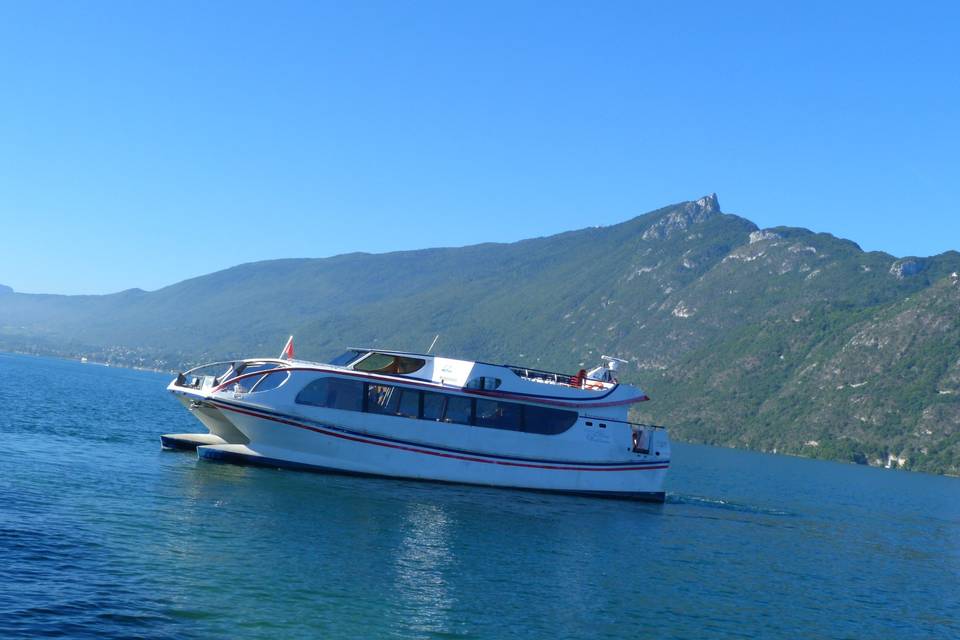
[{"xmin": 1, "ymin": 1, "xmax": 958, "ymax": 295}]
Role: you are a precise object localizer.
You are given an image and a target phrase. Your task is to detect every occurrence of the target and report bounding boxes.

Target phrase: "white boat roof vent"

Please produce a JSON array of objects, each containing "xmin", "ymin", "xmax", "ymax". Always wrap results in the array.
[
  {"xmin": 602, "ymin": 355, "xmax": 627, "ymax": 372},
  {"xmin": 587, "ymin": 356, "xmax": 628, "ymax": 382}
]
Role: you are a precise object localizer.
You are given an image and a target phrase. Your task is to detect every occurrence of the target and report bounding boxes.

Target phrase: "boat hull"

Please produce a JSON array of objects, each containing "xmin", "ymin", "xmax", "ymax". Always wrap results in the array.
[
  {"xmin": 202, "ymin": 399, "xmax": 669, "ymax": 501},
  {"xmin": 197, "ymin": 442, "xmax": 666, "ymax": 502},
  {"xmin": 172, "ymin": 395, "xmax": 249, "ymax": 445}
]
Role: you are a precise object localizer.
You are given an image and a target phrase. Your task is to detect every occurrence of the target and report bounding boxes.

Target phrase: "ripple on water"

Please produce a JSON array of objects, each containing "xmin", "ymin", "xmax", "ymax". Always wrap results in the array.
[{"xmin": 667, "ymin": 493, "xmax": 798, "ymax": 517}]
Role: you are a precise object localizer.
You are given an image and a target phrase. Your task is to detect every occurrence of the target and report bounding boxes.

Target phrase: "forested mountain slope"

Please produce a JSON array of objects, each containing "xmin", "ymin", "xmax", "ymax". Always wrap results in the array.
[{"xmin": 3, "ymin": 195, "xmax": 958, "ymax": 473}]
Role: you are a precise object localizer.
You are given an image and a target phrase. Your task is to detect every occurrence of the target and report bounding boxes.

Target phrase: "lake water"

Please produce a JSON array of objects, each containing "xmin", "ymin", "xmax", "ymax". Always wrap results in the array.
[{"xmin": 1, "ymin": 352, "xmax": 958, "ymax": 639}]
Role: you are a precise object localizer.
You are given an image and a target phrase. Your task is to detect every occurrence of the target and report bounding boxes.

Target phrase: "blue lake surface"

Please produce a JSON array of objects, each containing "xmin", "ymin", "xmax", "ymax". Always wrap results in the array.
[{"xmin": 1, "ymin": 352, "xmax": 958, "ymax": 639}]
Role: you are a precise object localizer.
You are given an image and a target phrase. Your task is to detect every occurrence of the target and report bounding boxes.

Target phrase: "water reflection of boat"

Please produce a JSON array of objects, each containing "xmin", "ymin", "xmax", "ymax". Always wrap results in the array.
[{"xmin": 162, "ymin": 344, "xmax": 670, "ymax": 502}]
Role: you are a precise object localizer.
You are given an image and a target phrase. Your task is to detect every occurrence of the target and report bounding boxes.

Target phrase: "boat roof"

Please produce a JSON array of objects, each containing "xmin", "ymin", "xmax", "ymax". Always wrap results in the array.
[
  {"xmin": 345, "ymin": 347, "xmax": 580, "ymax": 381},
  {"xmin": 177, "ymin": 347, "xmax": 647, "ymax": 409},
  {"xmin": 347, "ymin": 347, "xmax": 436, "ymax": 360}
]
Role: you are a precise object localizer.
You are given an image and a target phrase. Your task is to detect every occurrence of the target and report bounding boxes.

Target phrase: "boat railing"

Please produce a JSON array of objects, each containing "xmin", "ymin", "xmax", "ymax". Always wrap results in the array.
[
  {"xmin": 627, "ymin": 420, "xmax": 667, "ymax": 431},
  {"xmin": 174, "ymin": 359, "xmax": 280, "ymax": 390},
  {"xmin": 180, "ymin": 360, "xmax": 238, "ymax": 377},
  {"xmin": 174, "ymin": 361, "xmax": 233, "ymax": 390},
  {"xmin": 509, "ymin": 366, "xmax": 612, "ymax": 390},
  {"xmin": 179, "ymin": 358, "xmax": 290, "ymax": 376},
  {"xmin": 582, "ymin": 416, "xmax": 667, "ymax": 431},
  {"xmin": 509, "ymin": 366, "xmax": 577, "ymax": 385}
]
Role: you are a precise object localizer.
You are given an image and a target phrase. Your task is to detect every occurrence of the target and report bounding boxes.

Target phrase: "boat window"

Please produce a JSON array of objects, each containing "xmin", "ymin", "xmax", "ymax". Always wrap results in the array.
[
  {"xmin": 465, "ymin": 376, "xmax": 502, "ymax": 390},
  {"xmin": 422, "ymin": 392, "xmax": 446, "ymax": 421},
  {"xmin": 249, "ymin": 371, "xmax": 289, "ymax": 393},
  {"xmin": 522, "ymin": 405, "xmax": 577, "ymax": 435},
  {"xmin": 397, "ymin": 389, "xmax": 420, "ymax": 418},
  {"xmin": 353, "ymin": 353, "xmax": 426, "ymax": 375},
  {"xmin": 366, "ymin": 384, "xmax": 395, "ymax": 414},
  {"xmin": 366, "ymin": 384, "xmax": 420, "ymax": 418},
  {"xmin": 238, "ymin": 377, "xmax": 263, "ymax": 392},
  {"xmin": 421, "ymin": 392, "xmax": 472, "ymax": 425},
  {"xmin": 443, "ymin": 396, "xmax": 473, "ymax": 425},
  {"xmin": 295, "ymin": 377, "xmax": 364, "ymax": 411},
  {"xmin": 294, "ymin": 376, "xmax": 573, "ymax": 435},
  {"xmin": 475, "ymin": 399, "xmax": 523, "ymax": 431},
  {"xmin": 228, "ymin": 363, "xmax": 277, "ymax": 391},
  {"xmin": 328, "ymin": 350, "xmax": 364, "ymax": 367}
]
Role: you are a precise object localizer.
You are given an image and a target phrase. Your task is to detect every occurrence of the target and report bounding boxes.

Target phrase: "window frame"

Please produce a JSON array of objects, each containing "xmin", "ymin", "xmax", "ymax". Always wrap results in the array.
[
  {"xmin": 294, "ymin": 376, "xmax": 365, "ymax": 412},
  {"xmin": 248, "ymin": 370, "xmax": 291, "ymax": 393},
  {"xmin": 352, "ymin": 352, "xmax": 427, "ymax": 375},
  {"xmin": 294, "ymin": 376, "xmax": 576, "ymax": 436}
]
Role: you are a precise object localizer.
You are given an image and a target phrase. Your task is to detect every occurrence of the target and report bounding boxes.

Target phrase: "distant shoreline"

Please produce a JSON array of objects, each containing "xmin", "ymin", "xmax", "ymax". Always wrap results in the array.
[
  {"xmin": 0, "ymin": 349, "xmax": 173, "ymax": 376},
  {"xmin": 4, "ymin": 349, "xmax": 955, "ymax": 481}
]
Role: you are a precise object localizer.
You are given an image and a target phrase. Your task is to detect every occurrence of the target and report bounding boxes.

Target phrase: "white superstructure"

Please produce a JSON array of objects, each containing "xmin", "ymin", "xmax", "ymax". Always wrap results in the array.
[{"xmin": 163, "ymin": 347, "xmax": 670, "ymax": 501}]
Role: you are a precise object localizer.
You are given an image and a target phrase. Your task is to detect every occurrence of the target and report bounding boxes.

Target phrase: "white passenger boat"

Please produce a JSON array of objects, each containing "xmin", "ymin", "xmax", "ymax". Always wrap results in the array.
[{"xmin": 163, "ymin": 342, "xmax": 670, "ymax": 502}]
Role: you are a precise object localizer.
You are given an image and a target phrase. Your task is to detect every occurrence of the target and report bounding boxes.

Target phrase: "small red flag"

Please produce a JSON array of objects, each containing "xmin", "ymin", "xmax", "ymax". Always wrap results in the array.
[{"xmin": 280, "ymin": 335, "xmax": 294, "ymax": 359}]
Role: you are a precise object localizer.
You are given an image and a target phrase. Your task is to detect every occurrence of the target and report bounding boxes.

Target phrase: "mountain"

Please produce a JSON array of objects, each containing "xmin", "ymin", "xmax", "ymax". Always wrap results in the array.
[{"xmin": 3, "ymin": 195, "xmax": 958, "ymax": 474}]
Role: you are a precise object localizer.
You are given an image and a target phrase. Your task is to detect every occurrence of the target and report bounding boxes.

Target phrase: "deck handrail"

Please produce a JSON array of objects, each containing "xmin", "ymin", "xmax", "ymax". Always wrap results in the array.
[
  {"xmin": 180, "ymin": 358, "xmax": 288, "ymax": 377},
  {"xmin": 509, "ymin": 366, "xmax": 615, "ymax": 390},
  {"xmin": 628, "ymin": 421, "xmax": 667, "ymax": 431},
  {"xmin": 509, "ymin": 366, "xmax": 577, "ymax": 384},
  {"xmin": 180, "ymin": 360, "xmax": 237, "ymax": 376},
  {"xmin": 581, "ymin": 415, "xmax": 667, "ymax": 430}
]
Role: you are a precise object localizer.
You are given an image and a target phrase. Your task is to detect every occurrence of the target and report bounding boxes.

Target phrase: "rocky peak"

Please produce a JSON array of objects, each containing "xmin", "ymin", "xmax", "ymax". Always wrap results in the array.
[
  {"xmin": 889, "ymin": 258, "xmax": 928, "ymax": 279},
  {"xmin": 0, "ymin": 284, "xmax": 13, "ymax": 295},
  {"xmin": 749, "ymin": 229, "xmax": 782, "ymax": 244},
  {"xmin": 693, "ymin": 193, "xmax": 720, "ymax": 215},
  {"xmin": 643, "ymin": 193, "xmax": 722, "ymax": 240}
]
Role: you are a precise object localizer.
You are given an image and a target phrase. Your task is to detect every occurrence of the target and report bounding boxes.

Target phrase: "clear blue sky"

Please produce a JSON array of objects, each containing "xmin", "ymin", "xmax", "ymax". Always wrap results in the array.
[{"xmin": 1, "ymin": 1, "xmax": 958, "ymax": 295}]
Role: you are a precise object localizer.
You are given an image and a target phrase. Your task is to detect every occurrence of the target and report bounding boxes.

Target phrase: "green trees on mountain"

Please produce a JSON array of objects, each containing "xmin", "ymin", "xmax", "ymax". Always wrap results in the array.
[{"xmin": 2, "ymin": 195, "xmax": 958, "ymax": 474}]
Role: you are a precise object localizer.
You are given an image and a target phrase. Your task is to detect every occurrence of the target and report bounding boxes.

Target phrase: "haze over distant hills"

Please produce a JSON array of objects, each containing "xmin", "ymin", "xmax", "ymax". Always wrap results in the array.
[{"xmin": 3, "ymin": 195, "xmax": 958, "ymax": 474}]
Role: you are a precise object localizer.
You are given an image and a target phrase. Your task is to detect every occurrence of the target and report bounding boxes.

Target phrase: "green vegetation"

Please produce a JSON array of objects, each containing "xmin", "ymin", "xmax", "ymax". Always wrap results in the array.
[{"xmin": 2, "ymin": 194, "xmax": 958, "ymax": 475}]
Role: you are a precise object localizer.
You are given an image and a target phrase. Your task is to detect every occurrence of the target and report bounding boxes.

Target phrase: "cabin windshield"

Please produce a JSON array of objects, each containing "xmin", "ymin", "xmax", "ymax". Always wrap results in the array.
[
  {"xmin": 352, "ymin": 352, "xmax": 426, "ymax": 375},
  {"xmin": 229, "ymin": 362, "xmax": 286, "ymax": 392},
  {"xmin": 234, "ymin": 362, "xmax": 278, "ymax": 376}
]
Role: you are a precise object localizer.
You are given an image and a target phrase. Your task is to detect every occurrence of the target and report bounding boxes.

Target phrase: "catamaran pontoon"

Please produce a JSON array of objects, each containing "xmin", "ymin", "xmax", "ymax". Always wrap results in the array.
[{"xmin": 163, "ymin": 343, "xmax": 670, "ymax": 501}]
